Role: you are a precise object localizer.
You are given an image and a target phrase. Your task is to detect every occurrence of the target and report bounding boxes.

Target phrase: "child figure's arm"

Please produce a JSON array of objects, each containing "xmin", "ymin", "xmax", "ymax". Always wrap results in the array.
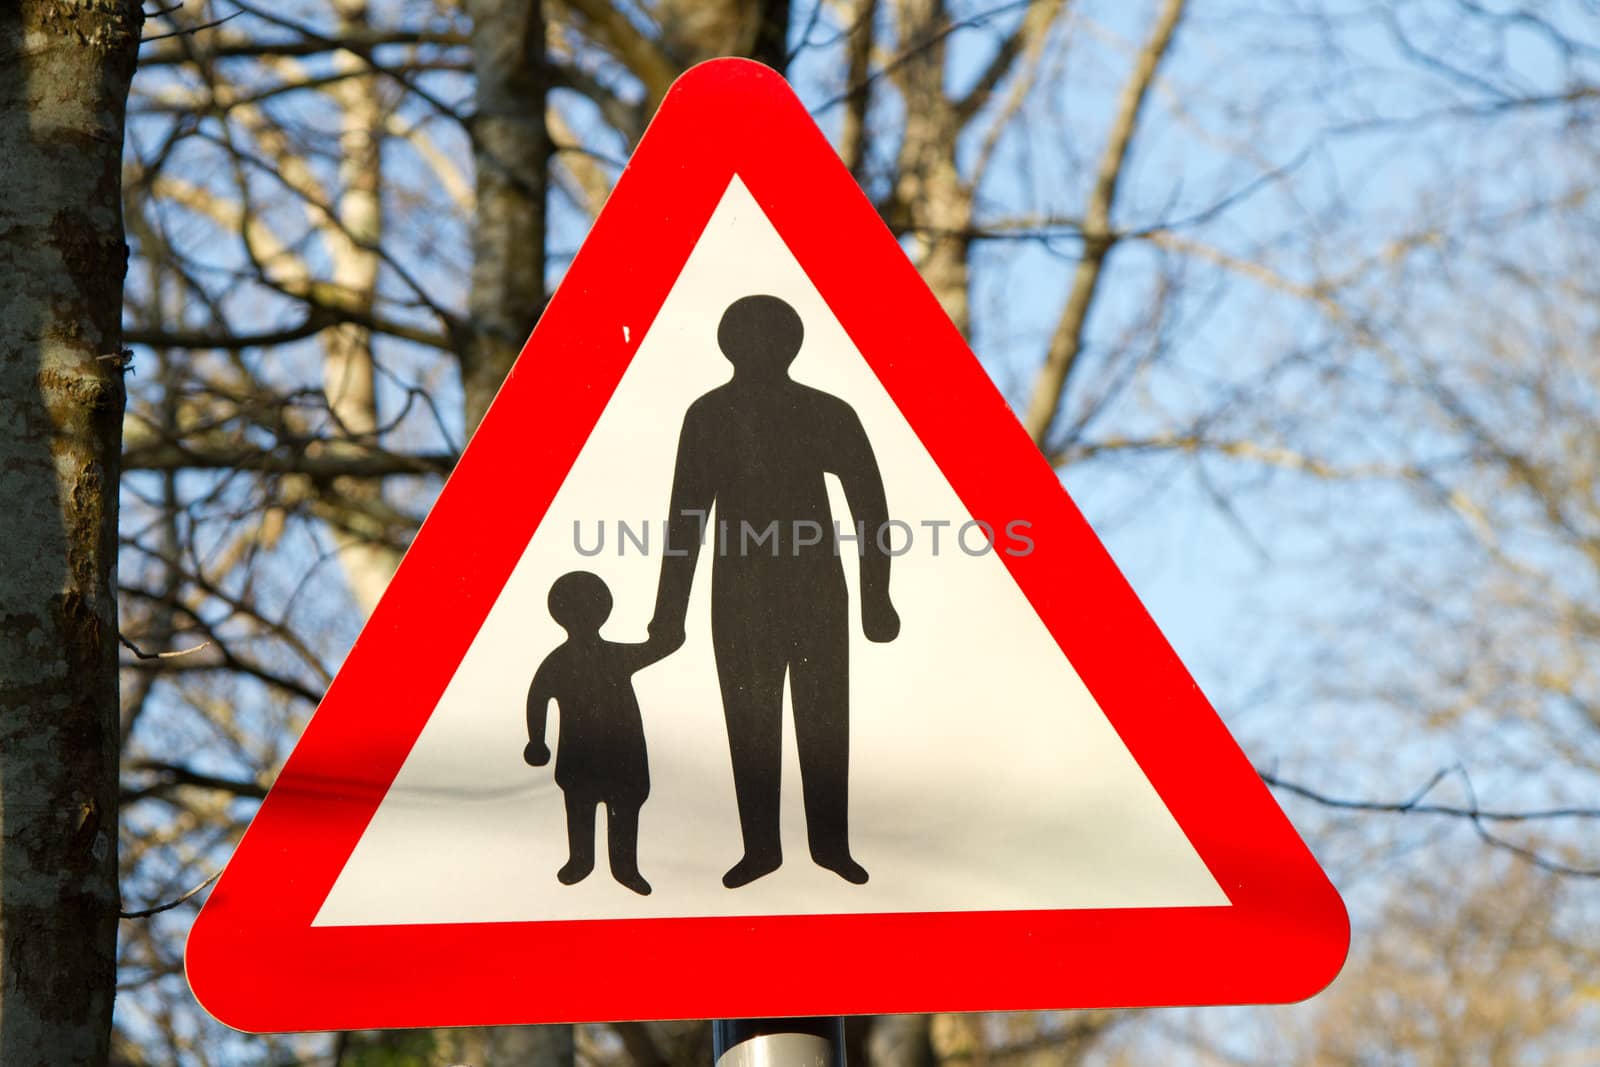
[
  {"xmin": 614, "ymin": 638, "xmax": 676, "ymax": 674},
  {"xmin": 524, "ymin": 662, "xmax": 554, "ymax": 766}
]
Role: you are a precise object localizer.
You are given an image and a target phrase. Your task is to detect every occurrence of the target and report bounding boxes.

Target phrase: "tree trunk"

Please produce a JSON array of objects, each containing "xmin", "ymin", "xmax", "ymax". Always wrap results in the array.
[
  {"xmin": 322, "ymin": 0, "xmax": 404, "ymax": 614},
  {"xmin": 748, "ymin": 0, "xmax": 792, "ymax": 72},
  {"xmin": 0, "ymin": 2, "xmax": 141, "ymax": 1065},
  {"xmin": 450, "ymin": 1, "xmax": 568, "ymax": 1061},
  {"xmin": 868, "ymin": 1015, "xmax": 936, "ymax": 1067},
  {"xmin": 889, "ymin": 0, "xmax": 973, "ymax": 338},
  {"xmin": 461, "ymin": 0, "xmax": 549, "ymax": 435}
]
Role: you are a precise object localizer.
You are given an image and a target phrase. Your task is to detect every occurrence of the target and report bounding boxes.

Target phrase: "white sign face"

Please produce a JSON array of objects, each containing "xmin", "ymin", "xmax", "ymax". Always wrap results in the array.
[{"xmin": 315, "ymin": 177, "xmax": 1226, "ymax": 927}]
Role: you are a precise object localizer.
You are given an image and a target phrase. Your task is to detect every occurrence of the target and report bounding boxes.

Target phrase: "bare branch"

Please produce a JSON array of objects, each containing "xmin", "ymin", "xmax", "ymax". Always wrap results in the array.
[
  {"xmin": 1263, "ymin": 767, "xmax": 1600, "ymax": 879},
  {"xmin": 560, "ymin": 0, "xmax": 680, "ymax": 106},
  {"xmin": 118, "ymin": 634, "xmax": 211, "ymax": 661},
  {"xmin": 1261, "ymin": 767, "xmax": 1600, "ymax": 823},
  {"xmin": 1020, "ymin": 0, "xmax": 1188, "ymax": 444},
  {"xmin": 139, "ymin": 26, "xmax": 469, "ymax": 65},
  {"xmin": 122, "ymin": 760, "xmax": 268, "ymax": 805},
  {"xmin": 123, "ymin": 314, "xmax": 335, "ymax": 351},
  {"xmin": 953, "ymin": 0, "xmax": 1063, "ymax": 123},
  {"xmin": 119, "ymin": 871, "xmax": 222, "ymax": 919},
  {"xmin": 140, "ymin": 10, "xmax": 242, "ymax": 45},
  {"xmin": 813, "ymin": 0, "xmax": 1036, "ymax": 116}
]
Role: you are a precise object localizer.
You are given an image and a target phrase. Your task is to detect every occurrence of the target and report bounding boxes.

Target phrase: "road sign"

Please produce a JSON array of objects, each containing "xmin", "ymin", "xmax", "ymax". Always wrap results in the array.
[{"xmin": 186, "ymin": 57, "xmax": 1347, "ymax": 1033}]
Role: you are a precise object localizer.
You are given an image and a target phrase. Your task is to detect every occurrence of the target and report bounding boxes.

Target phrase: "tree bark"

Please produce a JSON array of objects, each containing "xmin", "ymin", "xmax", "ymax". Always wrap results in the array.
[
  {"xmin": 462, "ymin": 0, "xmax": 549, "ymax": 436},
  {"xmin": 748, "ymin": 0, "xmax": 792, "ymax": 72},
  {"xmin": 434, "ymin": 1024, "xmax": 575, "ymax": 1067},
  {"xmin": 868, "ymin": 1014, "xmax": 936, "ymax": 1067},
  {"xmin": 450, "ymin": 2, "xmax": 569, "ymax": 1061},
  {"xmin": 889, "ymin": 0, "xmax": 974, "ymax": 338},
  {"xmin": 0, "ymin": 2, "xmax": 141, "ymax": 1065},
  {"xmin": 836, "ymin": 0, "xmax": 878, "ymax": 182}
]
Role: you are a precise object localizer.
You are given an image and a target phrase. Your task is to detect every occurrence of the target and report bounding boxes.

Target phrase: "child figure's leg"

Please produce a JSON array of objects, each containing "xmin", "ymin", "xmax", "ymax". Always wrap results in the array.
[
  {"xmin": 606, "ymin": 802, "xmax": 651, "ymax": 896},
  {"xmin": 558, "ymin": 792, "xmax": 597, "ymax": 885}
]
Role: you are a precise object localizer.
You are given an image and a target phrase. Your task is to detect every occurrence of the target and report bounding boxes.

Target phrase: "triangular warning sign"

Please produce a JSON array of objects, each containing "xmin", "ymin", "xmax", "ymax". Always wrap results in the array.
[{"xmin": 187, "ymin": 59, "xmax": 1347, "ymax": 1033}]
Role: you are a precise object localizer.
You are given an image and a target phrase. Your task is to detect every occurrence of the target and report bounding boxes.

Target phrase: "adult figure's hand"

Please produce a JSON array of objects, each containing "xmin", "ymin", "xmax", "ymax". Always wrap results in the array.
[
  {"xmin": 647, "ymin": 617, "xmax": 687, "ymax": 658},
  {"xmin": 862, "ymin": 594, "xmax": 900, "ymax": 643}
]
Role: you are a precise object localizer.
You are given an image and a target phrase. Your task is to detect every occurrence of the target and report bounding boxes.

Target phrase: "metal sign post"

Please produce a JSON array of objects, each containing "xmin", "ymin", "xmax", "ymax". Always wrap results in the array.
[{"xmin": 713, "ymin": 1017, "xmax": 846, "ymax": 1067}]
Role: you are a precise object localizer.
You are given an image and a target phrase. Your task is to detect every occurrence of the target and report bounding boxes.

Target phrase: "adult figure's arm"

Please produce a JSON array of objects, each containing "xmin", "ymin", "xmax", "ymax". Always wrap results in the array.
[
  {"xmin": 649, "ymin": 403, "xmax": 714, "ymax": 648},
  {"xmin": 833, "ymin": 404, "xmax": 900, "ymax": 642}
]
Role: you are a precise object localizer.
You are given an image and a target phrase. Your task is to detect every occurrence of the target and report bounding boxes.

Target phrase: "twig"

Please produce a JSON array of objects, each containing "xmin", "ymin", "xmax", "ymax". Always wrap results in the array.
[
  {"xmin": 812, "ymin": 0, "xmax": 1037, "ymax": 114},
  {"xmin": 1259, "ymin": 766, "xmax": 1600, "ymax": 822},
  {"xmin": 118, "ymin": 633, "xmax": 211, "ymax": 661},
  {"xmin": 1020, "ymin": 0, "xmax": 1189, "ymax": 443},
  {"xmin": 1262, "ymin": 765, "xmax": 1600, "ymax": 879},
  {"xmin": 120, "ymin": 870, "xmax": 222, "ymax": 919},
  {"xmin": 141, "ymin": 10, "xmax": 242, "ymax": 44},
  {"xmin": 122, "ymin": 760, "xmax": 269, "ymax": 804}
]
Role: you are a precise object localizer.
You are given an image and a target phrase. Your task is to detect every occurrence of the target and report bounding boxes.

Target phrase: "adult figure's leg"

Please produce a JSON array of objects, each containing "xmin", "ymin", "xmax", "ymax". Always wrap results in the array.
[
  {"xmin": 606, "ymin": 801, "xmax": 652, "ymax": 896},
  {"xmin": 790, "ymin": 571, "xmax": 866, "ymax": 883},
  {"xmin": 713, "ymin": 574, "xmax": 788, "ymax": 887}
]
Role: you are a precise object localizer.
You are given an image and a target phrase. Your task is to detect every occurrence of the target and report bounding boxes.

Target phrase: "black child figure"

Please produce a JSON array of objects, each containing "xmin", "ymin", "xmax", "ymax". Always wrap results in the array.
[{"xmin": 525, "ymin": 570, "xmax": 680, "ymax": 897}]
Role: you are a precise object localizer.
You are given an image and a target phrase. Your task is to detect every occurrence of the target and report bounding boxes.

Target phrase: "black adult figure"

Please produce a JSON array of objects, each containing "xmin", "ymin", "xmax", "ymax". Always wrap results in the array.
[{"xmin": 649, "ymin": 294, "xmax": 900, "ymax": 889}]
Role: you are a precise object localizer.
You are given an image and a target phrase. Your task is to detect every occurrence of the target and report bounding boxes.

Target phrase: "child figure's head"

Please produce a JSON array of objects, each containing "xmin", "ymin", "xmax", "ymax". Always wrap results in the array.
[{"xmin": 547, "ymin": 570, "xmax": 612, "ymax": 636}]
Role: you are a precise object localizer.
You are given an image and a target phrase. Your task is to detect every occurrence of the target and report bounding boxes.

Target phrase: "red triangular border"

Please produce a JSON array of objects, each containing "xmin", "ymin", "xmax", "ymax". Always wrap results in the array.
[{"xmin": 186, "ymin": 58, "xmax": 1347, "ymax": 1032}]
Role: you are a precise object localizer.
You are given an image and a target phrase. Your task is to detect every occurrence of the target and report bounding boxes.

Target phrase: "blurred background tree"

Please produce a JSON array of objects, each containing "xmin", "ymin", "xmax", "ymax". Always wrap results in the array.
[
  {"xmin": 2, "ymin": 3, "xmax": 142, "ymax": 1066},
  {"xmin": 109, "ymin": 0, "xmax": 1598, "ymax": 1064}
]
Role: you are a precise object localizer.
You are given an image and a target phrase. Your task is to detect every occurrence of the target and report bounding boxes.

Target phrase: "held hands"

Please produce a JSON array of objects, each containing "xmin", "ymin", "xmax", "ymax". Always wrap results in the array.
[
  {"xmin": 524, "ymin": 741, "xmax": 552, "ymax": 767},
  {"xmin": 862, "ymin": 594, "xmax": 901, "ymax": 643},
  {"xmin": 646, "ymin": 617, "xmax": 687, "ymax": 658}
]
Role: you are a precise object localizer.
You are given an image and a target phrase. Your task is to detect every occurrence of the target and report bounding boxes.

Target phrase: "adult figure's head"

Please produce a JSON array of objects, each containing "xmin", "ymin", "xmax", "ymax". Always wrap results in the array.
[
  {"xmin": 718, "ymin": 295, "xmax": 803, "ymax": 380},
  {"xmin": 548, "ymin": 570, "xmax": 612, "ymax": 635}
]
